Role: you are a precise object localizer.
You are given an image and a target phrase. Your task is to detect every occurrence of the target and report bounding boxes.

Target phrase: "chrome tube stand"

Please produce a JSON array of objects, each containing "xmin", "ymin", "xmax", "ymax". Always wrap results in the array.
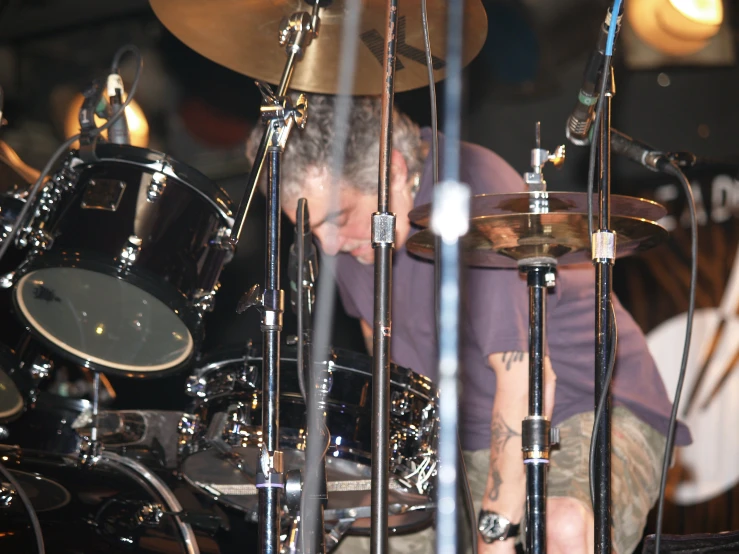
[
  {"xmin": 370, "ymin": 0, "xmax": 398, "ymax": 552},
  {"xmin": 230, "ymin": 6, "xmax": 319, "ymax": 554},
  {"xmin": 520, "ymin": 129, "xmax": 565, "ymax": 554},
  {"xmin": 593, "ymin": 69, "xmax": 615, "ymax": 554},
  {"xmin": 519, "ymin": 261, "xmax": 555, "ymax": 554}
]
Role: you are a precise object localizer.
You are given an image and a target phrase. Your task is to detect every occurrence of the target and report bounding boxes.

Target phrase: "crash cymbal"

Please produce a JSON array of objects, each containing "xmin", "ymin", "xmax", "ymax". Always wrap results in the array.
[
  {"xmin": 405, "ymin": 213, "xmax": 667, "ymax": 268},
  {"xmin": 408, "ymin": 191, "xmax": 668, "ymax": 227},
  {"xmin": 149, "ymin": 0, "xmax": 488, "ymax": 95}
]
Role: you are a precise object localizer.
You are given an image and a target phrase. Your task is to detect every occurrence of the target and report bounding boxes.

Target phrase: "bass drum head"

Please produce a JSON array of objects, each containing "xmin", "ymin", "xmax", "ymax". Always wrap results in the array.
[{"xmin": 14, "ymin": 267, "xmax": 193, "ymax": 374}]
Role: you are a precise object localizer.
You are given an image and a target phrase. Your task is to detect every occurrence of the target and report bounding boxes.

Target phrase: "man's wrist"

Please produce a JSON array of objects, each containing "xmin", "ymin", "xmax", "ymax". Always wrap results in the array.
[{"xmin": 477, "ymin": 509, "xmax": 521, "ymax": 543}]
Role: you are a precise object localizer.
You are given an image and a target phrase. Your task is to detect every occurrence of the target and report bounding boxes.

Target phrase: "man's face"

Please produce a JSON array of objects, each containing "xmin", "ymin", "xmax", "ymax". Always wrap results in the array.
[{"xmin": 283, "ymin": 161, "xmax": 413, "ymax": 265}]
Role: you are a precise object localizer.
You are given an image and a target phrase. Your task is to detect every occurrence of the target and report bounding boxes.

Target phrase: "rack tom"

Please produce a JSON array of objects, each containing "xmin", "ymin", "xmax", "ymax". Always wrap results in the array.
[{"xmin": 11, "ymin": 145, "xmax": 234, "ymax": 377}]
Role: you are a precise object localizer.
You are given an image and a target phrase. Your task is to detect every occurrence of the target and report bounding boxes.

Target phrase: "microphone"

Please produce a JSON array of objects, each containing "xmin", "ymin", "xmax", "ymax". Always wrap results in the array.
[
  {"xmin": 106, "ymin": 71, "xmax": 130, "ymax": 145},
  {"xmin": 288, "ymin": 199, "xmax": 318, "ymax": 314},
  {"xmin": 610, "ymin": 129, "xmax": 670, "ymax": 172},
  {"xmin": 565, "ymin": 4, "xmax": 624, "ymax": 146}
]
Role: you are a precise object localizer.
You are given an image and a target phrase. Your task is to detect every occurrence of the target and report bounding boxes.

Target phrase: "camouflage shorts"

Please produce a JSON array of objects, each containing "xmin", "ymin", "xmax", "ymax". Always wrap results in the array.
[
  {"xmin": 333, "ymin": 406, "xmax": 665, "ymax": 554},
  {"xmin": 463, "ymin": 406, "xmax": 666, "ymax": 554}
]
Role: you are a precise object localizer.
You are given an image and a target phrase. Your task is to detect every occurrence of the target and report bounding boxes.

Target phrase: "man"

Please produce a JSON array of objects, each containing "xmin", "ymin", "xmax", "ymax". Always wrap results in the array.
[{"xmin": 246, "ymin": 94, "xmax": 690, "ymax": 554}]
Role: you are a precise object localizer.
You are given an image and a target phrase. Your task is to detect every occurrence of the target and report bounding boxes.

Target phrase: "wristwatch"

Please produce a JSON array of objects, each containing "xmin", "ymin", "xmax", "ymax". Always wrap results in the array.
[{"xmin": 477, "ymin": 509, "xmax": 520, "ymax": 543}]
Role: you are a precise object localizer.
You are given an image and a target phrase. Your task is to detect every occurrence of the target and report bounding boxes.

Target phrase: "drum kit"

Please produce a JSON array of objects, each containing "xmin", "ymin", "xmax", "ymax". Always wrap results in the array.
[{"xmin": 0, "ymin": 1, "xmax": 690, "ymax": 554}]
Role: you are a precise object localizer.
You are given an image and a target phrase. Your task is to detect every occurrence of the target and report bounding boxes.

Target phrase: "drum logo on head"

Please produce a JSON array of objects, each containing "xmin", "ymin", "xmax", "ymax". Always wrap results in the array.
[{"xmin": 33, "ymin": 284, "xmax": 61, "ymax": 303}]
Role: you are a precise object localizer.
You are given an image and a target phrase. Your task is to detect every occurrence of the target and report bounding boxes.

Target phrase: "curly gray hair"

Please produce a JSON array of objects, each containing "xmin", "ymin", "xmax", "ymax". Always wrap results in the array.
[{"xmin": 246, "ymin": 94, "xmax": 425, "ymax": 204}]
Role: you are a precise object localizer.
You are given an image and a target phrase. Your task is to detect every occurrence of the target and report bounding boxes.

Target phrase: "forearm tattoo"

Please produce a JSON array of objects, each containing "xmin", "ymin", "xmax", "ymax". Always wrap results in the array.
[
  {"xmin": 487, "ymin": 412, "xmax": 522, "ymax": 501},
  {"xmin": 501, "ymin": 351, "xmax": 525, "ymax": 371}
]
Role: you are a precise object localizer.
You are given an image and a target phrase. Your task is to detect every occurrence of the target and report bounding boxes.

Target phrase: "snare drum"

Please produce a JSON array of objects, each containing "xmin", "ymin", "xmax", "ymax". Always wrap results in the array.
[
  {"xmin": 0, "ymin": 446, "xmax": 203, "ymax": 553},
  {"xmin": 179, "ymin": 344, "xmax": 438, "ymax": 533},
  {"xmin": 10, "ymin": 145, "xmax": 234, "ymax": 377}
]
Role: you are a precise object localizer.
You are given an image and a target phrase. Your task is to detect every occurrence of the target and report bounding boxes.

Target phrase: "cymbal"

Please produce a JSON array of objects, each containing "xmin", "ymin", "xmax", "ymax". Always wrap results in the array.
[
  {"xmin": 406, "ymin": 213, "xmax": 668, "ymax": 268},
  {"xmin": 149, "ymin": 0, "xmax": 488, "ymax": 95},
  {"xmin": 408, "ymin": 192, "xmax": 668, "ymax": 227}
]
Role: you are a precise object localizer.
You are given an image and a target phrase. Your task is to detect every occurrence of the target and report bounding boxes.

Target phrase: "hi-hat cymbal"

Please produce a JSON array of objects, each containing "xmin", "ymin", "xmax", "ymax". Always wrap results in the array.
[
  {"xmin": 406, "ymin": 212, "xmax": 668, "ymax": 268},
  {"xmin": 408, "ymin": 191, "xmax": 668, "ymax": 227},
  {"xmin": 149, "ymin": 0, "xmax": 488, "ymax": 95}
]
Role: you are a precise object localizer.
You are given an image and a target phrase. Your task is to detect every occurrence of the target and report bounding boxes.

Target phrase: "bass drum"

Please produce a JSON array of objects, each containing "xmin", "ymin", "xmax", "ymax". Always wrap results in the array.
[
  {"xmin": 0, "ymin": 446, "xmax": 204, "ymax": 553},
  {"xmin": 180, "ymin": 344, "xmax": 438, "ymax": 534}
]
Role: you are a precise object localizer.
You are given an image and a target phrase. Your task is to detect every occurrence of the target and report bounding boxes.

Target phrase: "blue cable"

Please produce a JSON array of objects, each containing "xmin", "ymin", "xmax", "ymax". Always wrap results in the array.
[{"xmin": 605, "ymin": 0, "xmax": 623, "ymax": 56}]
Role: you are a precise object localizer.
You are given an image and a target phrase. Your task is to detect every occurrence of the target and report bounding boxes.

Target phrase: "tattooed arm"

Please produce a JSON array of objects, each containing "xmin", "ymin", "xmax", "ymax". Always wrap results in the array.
[{"xmin": 478, "ymin": 351, "xmax": 556, "ymax": 553}]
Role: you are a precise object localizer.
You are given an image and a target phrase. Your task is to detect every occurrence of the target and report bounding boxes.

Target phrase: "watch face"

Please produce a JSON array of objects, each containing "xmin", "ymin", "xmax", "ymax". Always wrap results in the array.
[{"xmin": 478, "ymin": 512, "xmax": 510, "ymax": 542}]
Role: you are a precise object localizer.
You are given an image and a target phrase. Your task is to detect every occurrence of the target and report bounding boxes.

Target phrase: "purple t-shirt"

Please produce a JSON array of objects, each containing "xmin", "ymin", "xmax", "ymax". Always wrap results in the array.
[{"xmin": 334, "ymin": 129, "xmax": 691, "ymax": 450}]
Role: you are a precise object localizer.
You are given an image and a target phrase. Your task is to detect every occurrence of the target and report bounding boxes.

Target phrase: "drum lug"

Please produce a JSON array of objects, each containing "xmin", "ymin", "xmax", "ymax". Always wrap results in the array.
[
  {"xmin": 177, "ymin": 413, "xmax": 200, "ymax": 457},
  {"xmin": 23, "ymin": 354, "xmax": 54, "ymax": 382},
  {"xmin": 193, "ymin": 285, "xmax": 219, "ymax": 314},
  {"xmin": 0, "ymin": 484, "xmax": 13, "ymax": 508},
  {"xmin": 136, "ymin": 502, "xmax": 165, "ymax": 526},
  {"xmin": 116, "ymin": 234, "xmax": 143, "ymax": 273},
  {"xmin": 390, "ymin": 390, "xmax": 411, "ymax": 416},
  {"xmin": 147, "ymin": 170, "xmax": 167, "ymax": 202},
  {"xmin": 16, "ymin": 157, "xmax": 78, "ymax": 249}
]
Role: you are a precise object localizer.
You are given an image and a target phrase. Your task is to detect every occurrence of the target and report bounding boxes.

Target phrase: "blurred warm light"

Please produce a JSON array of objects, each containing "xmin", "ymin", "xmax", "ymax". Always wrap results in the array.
[
  {"xmin": 628, "ymin": 0, "xmax": 724, "ymax": 56},
  {"xmin": 64, "ymin": 93, "xmax": 149, "ymax": 148}
]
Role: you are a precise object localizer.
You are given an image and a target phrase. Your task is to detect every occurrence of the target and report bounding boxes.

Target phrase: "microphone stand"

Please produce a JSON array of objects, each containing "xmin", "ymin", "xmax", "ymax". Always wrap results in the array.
[
  {"xmin": 295, "ymin": 199, "xmax": 328, "ymax": 554},
  {"xmin": 371, "ymin": 1, "xmax": 399, "ymax": 552},
  {"xmin": 230, "ymin": 5, "xmax": 320, "ymax": 554},
  {"xmin": 593, "ymin": 67, "xmax": 615, "ymax": 554}
]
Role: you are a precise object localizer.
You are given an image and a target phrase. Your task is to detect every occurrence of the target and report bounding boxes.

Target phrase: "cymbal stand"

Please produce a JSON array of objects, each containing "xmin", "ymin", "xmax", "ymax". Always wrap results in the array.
[
  {"xmin": 519, "ymin": 260, "xmax": 555, "ymax": 554},
  {"xmin": 231, "ymin": 6, "xmax": 319, "ymax": 554},
  {"xmin": 593, "ymin": 68, "xmax": 615, "ymax": 554},
  {"xmin": 371, "ymin": 0, "xmax": 399, "ymax": 552},
  {"xmin": 520, "ymin": 130, "xmax": 564, "ymax": 554}
]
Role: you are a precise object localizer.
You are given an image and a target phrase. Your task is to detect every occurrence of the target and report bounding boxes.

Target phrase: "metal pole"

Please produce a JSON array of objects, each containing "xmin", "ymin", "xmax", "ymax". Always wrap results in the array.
[
  {"xmin": 593, "ymin": 69, "xmax": 615, "ymax": 554},
  {"xmin": 258, "ymin": 147, "xmax": 284, "ymax": 554},
  {"xmin": 435, "ymin": 0, "xmax": 466, "ymax": 551},
  {"xmin": 370, "ymin": 0, "xmax": 398, "ymax": 552},
  {"xmin": 521, "ymin": 264, "xmax": 554, "ymax": 554}
]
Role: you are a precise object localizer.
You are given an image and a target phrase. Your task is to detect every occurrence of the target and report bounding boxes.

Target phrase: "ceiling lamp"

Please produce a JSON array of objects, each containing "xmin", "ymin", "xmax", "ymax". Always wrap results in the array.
[
  {"xmin": 627, "ymin": 0, "xmax": 724, "ymax": 56},
  {"xmin": 64, "ymin": 93, "xmax": 149, "ymax": 148}
]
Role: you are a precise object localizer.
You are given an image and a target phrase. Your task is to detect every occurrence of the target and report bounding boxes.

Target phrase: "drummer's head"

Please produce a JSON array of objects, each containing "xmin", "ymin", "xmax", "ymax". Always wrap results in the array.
[{"xmin": 246, "ymin": 94, "xmax": 425, "ymax": 265}]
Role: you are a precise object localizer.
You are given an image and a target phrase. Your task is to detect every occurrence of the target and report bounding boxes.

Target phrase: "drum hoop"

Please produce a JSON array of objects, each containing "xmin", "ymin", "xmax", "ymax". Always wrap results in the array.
[
  {"xmin": 194, "ymin": 351, "xmax": 438, "ymax": 402},
  {"xmin": 82, "ymin": 144, "xmax": 234, "ymax": 226},
  {"xmin": 13, "ymin": 268, "xmax": 196, "ymax": 377},
  {"xmin": 100, "ymin": 451, "xmax": 200, "ymax": 554}
]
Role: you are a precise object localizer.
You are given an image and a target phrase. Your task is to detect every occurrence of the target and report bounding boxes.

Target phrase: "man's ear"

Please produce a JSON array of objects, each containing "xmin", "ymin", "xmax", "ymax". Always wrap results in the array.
[{"xmin": 389, "ymin": 149, "xmax": 409, "ymax": 192}]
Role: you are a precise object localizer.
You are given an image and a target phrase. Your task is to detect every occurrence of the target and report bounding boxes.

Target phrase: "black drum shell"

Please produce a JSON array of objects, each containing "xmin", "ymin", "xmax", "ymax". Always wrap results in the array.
[
  {"xmin": 0, "ymin": 447, "xmax": 201, "ymax": 553},
  {"xmin": 12, "ymin": 145, "xmax": 234, "ymax": 377}
]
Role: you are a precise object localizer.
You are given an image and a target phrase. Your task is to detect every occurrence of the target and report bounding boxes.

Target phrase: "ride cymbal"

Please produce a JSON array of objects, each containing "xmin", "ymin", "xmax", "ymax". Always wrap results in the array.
[{"xmin": 149, "ymin": 0, "xmax": 488, "ymax": 95}]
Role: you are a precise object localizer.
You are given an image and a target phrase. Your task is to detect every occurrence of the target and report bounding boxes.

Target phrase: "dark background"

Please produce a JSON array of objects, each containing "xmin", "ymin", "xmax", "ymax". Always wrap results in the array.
[{"xmin": 0, "ymin": 0, "xmax": 738, "ymax": 542}]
